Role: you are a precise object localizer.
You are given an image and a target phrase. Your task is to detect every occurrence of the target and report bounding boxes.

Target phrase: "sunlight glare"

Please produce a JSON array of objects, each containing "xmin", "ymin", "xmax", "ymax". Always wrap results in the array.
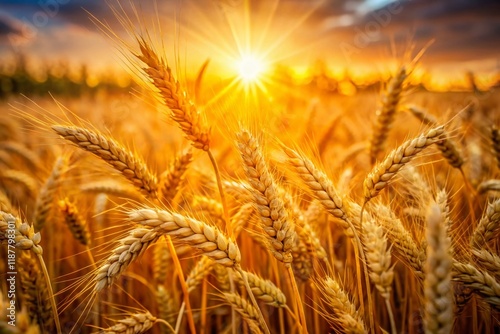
[{"xmin": 236, "ymin": 54, "xmax": 266, "ymax": 83}]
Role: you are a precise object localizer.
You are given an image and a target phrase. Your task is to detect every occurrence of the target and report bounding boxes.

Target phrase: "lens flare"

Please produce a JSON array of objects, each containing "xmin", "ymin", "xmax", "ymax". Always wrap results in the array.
[{"xmin": 236, "ymin": 54, "xmax": 266, "ymax": 83}]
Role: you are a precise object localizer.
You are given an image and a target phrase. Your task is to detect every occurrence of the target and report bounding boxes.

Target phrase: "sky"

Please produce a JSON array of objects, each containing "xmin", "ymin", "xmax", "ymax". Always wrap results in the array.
[{"xmin": 0, "ymin": 0, "xmax": 499, "ymax": 80}]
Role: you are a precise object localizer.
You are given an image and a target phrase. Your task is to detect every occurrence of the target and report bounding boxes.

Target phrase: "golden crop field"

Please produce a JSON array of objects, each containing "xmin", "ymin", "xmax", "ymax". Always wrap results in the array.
[{"xmin": 1, "ymin": 1, "xmax": 500, "ymax": 334}]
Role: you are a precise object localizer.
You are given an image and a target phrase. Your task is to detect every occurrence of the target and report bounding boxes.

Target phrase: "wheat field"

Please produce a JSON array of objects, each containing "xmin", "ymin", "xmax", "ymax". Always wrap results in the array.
[{"xmin": 1, "ymin": 4, "xmax": 500, "ymax": 334}]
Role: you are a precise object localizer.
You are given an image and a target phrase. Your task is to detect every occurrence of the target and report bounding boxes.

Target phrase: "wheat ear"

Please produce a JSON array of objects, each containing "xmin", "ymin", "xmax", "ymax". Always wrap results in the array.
[
  {"xmin": 364, "ymin": 126, "xmax": 444, "ymax": 202},
  {"xmin": 362, "ymin": 218, "xmax": 396, "ymax": 333},
  {"xmin": 477, "ymin": 179, "xmax": 500, "ymax": 194},
  {"xmin": 52, "ymin": 125, "xmax": 157, "ymax": 197},
  {"xmin": 156, "ymin": 285, "xmax": 177, "ymax": 331},
  {"xmin": 424, "ymin": 203, "xmax": 453, "ymax": 334},
  {"xmin": 472, "ymin": 248, "xmax": 500, "ymax": 281},
  {"xmin": 158, "ymin": 148, "xmax": 193, "ymax": 203},
  {"xmin": 222, "ymin": 293, "xmax": 264, "ymax": 334},
  {"xmin": 0, "ymin": 141, "xmax": 42, "ymax": 171},
  {"xmin": 369, "ymin": 66, "xmax": 407, "ymax": 164},
  {"xmin": 407, "ymin": 106, "xmax": 463, "ymax": 170},
  {"xmin": 80, "ymin": 179, "xmax": 142, "ymax": 200},
  {"xmin": 18, "ymin": 253, "xmax": 54, "ymax": 333},
  {"xmin": 0, "ymin": 190, "xmax": 12, "ymax": 213},
  {"xmin": 319, "ymin": 277, "xmax": 367, "ymax": 334},
  {"xmin": 236, "ymin": 130, "xmax": 304, "ymax": 333},
  {"xmin": 452, "ymin": 261, "xmax": 500, "ymax": 310},
  {"xmin": 372, "ymin": 204, "xmax": 425, "ymax": 279},
  {"xmin": 0, "ymin": 169, "xmax": 38, "ymax": 195},
  {"xmin": 470, "ymin": 199, "xmax": 500, "ymax": 249},
  {"xmin": 407, "ymin": 105, "xmax": 438, "ymax": 126},
  {"xmin": 99, "ymin": 312, "xmax": 157, "ymax": 334},
  {"xmin": 136, "ymin": 38, "xmax": 210, "ymax": 151},
  {"xmin": 58, "ymin": 198, "xmax": 91, "ymax": 246},
  {"xmin": 236, "ymin": 130, "xmax": 296, "ymax": 263},
  {"xmin": 236, "ymin": 270, "xmax": 287, "ymax": 308},
  {"xmin": 95, "ymin": 209, "xmax": 240, "ymax": 292},
  {"xmin": 33, "ymin": 157, "xmax": 67, "ymax": 231},
  {"xmin": 1, "ymin": 212, "xmax": 61, "ymax": 334},
  {"xmin": 283, "ymin": 146, "xmax": 374, "ymax": 331}
]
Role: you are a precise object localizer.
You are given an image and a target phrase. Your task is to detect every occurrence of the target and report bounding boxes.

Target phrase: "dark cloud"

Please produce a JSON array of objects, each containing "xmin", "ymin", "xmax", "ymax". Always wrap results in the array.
[
  {"xmin": 0, "ymin": 12, "xmax": 21, "ymax": 36},
  {"xmin": 320, "ymin": 0, "xmax": 500, "ymax": 64}
]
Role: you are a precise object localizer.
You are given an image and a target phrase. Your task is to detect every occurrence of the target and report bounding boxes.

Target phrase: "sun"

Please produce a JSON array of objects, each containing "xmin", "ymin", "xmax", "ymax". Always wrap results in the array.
[{"xmin": 236, "ymin": 54, "xmax": 266, "ymax": 83}]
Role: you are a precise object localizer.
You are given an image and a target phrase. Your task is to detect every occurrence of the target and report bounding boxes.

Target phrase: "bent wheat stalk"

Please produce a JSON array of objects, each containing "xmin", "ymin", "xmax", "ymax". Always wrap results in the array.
[{"xmin": 135, "ymin": 38, "xmax": 230, "ymax": 234}]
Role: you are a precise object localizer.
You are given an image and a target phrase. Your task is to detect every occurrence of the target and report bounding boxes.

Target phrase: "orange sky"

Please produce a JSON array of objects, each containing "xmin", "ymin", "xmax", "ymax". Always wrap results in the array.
[{"xmin": 0, "ymin": 0, "xmax": 499, "ymax": 83}]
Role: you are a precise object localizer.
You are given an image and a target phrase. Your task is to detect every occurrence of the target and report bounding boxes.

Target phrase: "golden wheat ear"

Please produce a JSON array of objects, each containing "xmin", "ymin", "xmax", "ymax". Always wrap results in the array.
[
  {"xmin": 369, "ymin": 66, "xmax": 407, "ymax": 164},
  {"xmin": 52, "ymin": 125, "xmax": 158, "ymax": 198}
]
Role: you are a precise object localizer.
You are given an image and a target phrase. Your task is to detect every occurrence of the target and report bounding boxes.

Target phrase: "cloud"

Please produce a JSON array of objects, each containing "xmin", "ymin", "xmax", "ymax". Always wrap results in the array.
[
  {"xmin": 316, "ymin": 0, "xmax": 500, "ymax": 66},
  {"xmin": 0, "ymin": 11, "xmax": 23, "ymax": 39},
  {"xmin": 0, "ymin": 0, "xmax": 498, "ymax": 72}
]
